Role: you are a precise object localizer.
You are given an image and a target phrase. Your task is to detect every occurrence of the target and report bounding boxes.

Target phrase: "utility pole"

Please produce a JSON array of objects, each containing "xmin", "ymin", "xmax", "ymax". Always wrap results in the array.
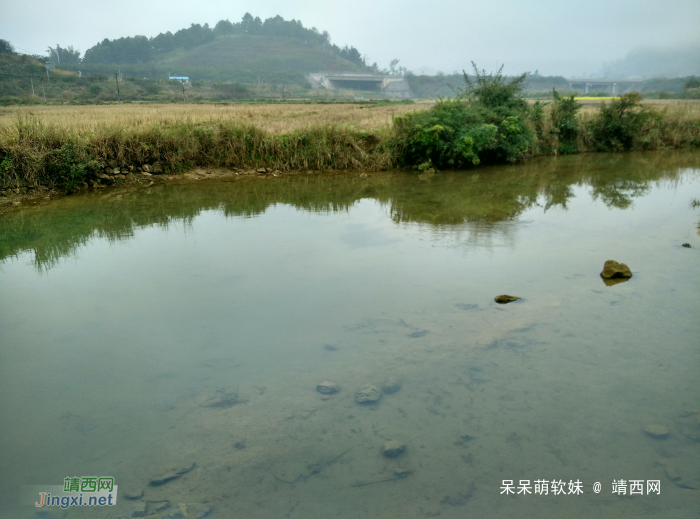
[
  {"xmin": 41, "ymin": 78, "xmax": 46, "ymax": 103},
  {"xmin": 30, "ymin": 77, "xmax": 35, "ymax": 96},
  {"xmin": 282, "ymin": 83, "xmax": 285, "ymax": 101},
  {"xmin": 115, "ymin": 73, "xmax": 121, "ymax": 104},
  {"xmin": 181, "ymin": 79, "xmax": 186, "ymax": 102}
]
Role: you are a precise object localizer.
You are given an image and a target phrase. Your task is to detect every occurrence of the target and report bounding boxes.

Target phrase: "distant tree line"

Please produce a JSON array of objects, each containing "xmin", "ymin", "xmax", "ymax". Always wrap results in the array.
[
  {"xmin": 80, "ymin": 14, "xmax": 366, "ymax": 68},
  {"xmin": 47, "ymin": 45, "xmax": 81, "ymax": 64}
]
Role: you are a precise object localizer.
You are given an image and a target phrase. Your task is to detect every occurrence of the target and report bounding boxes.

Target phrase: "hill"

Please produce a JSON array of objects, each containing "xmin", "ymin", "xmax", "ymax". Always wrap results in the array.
[
  {"xmin": 66, "ymin": 34, "xmax": 368, "ymax": 85},
  {"xmin": 57, "ymin": 14, "xmax": 372, "ymax": 85}
]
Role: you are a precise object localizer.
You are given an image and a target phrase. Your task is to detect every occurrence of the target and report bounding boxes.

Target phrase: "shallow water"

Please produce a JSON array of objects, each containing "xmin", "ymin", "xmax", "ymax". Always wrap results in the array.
[{"xmin": 1, "ymin": 151, "xmax": 699, "ymax": 519}]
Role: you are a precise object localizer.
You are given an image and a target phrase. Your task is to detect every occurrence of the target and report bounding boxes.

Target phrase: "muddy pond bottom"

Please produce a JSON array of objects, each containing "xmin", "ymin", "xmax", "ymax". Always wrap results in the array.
[{"xmin": 1, "ymin": 151, "xmax": 699, "ymax": 518}]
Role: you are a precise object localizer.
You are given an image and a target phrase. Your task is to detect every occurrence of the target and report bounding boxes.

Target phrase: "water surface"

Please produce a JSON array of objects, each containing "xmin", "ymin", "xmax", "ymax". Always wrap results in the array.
[{"xmin": 1, "ymin": 151, "xmax": 699, "ymax": 518}]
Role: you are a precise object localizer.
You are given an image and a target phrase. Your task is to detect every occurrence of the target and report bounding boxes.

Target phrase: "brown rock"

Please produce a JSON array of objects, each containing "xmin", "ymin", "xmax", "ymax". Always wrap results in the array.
[
  {"xmin": 600, "ymin": 260, "xmax": 632, "ymax": 279},
  {"xmin": 494, "ymin": 295, "xmax": 521, "ymax": 304}
]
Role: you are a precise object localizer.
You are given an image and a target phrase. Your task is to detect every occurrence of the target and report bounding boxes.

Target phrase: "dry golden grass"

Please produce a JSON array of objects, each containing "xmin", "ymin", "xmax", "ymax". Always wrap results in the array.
[
  {"xmin": 577, "ymin": 98, "xmax": 700, "ymax": 117},
  {"xmin": 0, "ymin": 102, "xmax": 431, "ymax": 134},
  {"xmin": 3, "ymin": 99, "xmax": 695, "ymax": 133}
]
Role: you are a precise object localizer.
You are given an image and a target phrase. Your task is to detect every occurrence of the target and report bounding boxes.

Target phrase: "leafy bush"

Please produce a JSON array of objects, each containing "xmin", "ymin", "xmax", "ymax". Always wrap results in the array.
[
  {"xmin": 586, "ymin": 93, "xmax": 656, "ymax": 151},
  {"xmin": 549, "ymin": 90, "xmax": 581, "ymax": 154},
  {"xmin": 43, "ymin": 143, "xmax": 98, "ymax": 190},
  {"xmin": 394, "ymin": 64, "xmax": 535, "ymax": 169},
  {"xmin": 684, "ymin": 76, "xmax": 700, "ymax": 90},
  {"xmin": 88, "ymin": 84, "xmax": 103, "ymax": 95}
]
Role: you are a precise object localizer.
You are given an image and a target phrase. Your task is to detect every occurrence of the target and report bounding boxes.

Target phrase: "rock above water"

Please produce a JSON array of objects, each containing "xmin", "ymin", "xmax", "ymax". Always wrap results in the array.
[
  {"xmin": 643, "ymin": 424, "xmax": 669, "ymax": 438},
  {"xmin": 494, "ymin": 295, "xmax": 521, "ymax": 304},
  {"xmin": 316, "ymin": 381, "xmax": 339, "ymax": 395},
  {"xmin": 383, "ymin": 377, "xmax": 401, "ymax": 394},
  {"xmin": 382, "ymin": 440, "xmax": 406, "ymax": 458},
  {"xmin": 600, "ymin": 260, "xmax": 632, "ymax": 279},
  {"xmin": 356, "ymin": 385, "xmax": 381, "ymax": 403}
]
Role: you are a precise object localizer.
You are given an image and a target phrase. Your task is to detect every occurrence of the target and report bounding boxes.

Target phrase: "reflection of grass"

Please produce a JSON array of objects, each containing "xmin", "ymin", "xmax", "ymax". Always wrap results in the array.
[{"xmin": 2, "ymin": 150, "xmax": 697, "ymax": 272}]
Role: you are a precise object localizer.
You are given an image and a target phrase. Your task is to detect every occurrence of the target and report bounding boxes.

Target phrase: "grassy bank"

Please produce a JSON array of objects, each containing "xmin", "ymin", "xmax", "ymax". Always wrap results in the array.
[{"xmin": 1, "ymin": 81, "xmax": 699, "ymax": 192}]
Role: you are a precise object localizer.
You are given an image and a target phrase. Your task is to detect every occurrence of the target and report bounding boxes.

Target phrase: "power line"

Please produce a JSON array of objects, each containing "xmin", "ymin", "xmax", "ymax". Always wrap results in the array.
[{"xmin": 9, "ymin": 45, "xmax": 45, "ymax": 56}]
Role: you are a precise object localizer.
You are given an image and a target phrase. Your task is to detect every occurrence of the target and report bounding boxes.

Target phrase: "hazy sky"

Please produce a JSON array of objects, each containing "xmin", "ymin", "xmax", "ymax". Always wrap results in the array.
[{"xmin": 1, "ymin": 0, "xmax": 699, "ymax": 76}]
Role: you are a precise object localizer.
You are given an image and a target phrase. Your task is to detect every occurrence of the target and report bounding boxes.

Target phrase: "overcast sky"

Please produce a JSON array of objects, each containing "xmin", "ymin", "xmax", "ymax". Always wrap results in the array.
[{"xmin": 1, "ymin": 0, "xmax": 699, "ymax": 76}]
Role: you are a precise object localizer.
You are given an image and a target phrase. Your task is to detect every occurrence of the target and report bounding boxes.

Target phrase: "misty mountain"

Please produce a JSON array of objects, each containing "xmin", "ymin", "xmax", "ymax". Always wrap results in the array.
[{"xmin": 602, "ymin": 44, "xmax": 700, "ymax": 78}]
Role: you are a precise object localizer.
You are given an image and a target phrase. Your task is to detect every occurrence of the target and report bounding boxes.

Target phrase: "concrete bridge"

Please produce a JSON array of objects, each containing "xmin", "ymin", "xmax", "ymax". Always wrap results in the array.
[
  {"xmin": 306, "ymin": 72, "xmax": 414, "ymax": 99},
  {"xmin": 567, "ymin": 79, "xmax": 645, "ymax": 95}
]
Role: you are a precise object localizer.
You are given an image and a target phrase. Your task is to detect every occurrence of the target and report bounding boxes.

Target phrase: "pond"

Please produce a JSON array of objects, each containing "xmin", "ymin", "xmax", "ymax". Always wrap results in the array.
[{"xmin": 1, "ymin": 151, "xmax": 699, "ymax": 519}]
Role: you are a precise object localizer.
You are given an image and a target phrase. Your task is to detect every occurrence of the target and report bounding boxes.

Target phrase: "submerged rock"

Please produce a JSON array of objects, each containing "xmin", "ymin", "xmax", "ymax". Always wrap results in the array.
[
  {"xmin": 665, "ymin": 465, "xmax": 681, "ymax": 482},
  {"xmin": 643, "ymin": 424, "xmax": 669, "ymax": 438},
  {"xmin": 600, "ymin": 260, "xmax": 632, "ymax": 279},
  {"xmin": 382, "ymin": 440, "xmax": 406, "ymax": 458},
  {"xmin": 186, "ymin": 503, "xmax": 213, "ymax": 519},
  {"xmin": 383, "ymin": 377, "xmax": 401, "ymax": 394},
  {"xmin": 677, "ymin": 411, "xmax": 700, "ymax": 442},
  {"xmin": 164, "ymin": 503, "xmax": 212, "ymax": 519},
  {"xmin": 146, "ymin": 500, "xmax": 171, "ymax": 514},
  {"xmin": 356, "ymin": 384, "xmax": 381, "ymax": 404},
  {"xmin": 494, "ymin": 295, "xmax": 521, "ymax": 304},
  {"xmin": 129, "ymin": 501, "xmax": 147, "ymax": 517},
  {"xmin": 149, "ymin": 463, "xmax": 196, "ymax": 486},
  {"xmin": 122, "ymin": 488, "xmax": 145, "ymax": 500},
  {"xmin": 316, "ymin": 381, "xmax": 339, "ymax": 395}
]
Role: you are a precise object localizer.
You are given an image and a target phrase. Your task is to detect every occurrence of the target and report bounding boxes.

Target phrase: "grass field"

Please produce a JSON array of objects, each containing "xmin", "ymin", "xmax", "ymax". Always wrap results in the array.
[
  {"xmin": 3, "ymin": 99, "xmax": 697, "ymax": 133},
  {"xmin": 0, "ymin": 102, "xmax": 431, "ymax": 134},
  {"xmin": 1, "ymin": 99, "xmax": 698, "ymax": 191}
]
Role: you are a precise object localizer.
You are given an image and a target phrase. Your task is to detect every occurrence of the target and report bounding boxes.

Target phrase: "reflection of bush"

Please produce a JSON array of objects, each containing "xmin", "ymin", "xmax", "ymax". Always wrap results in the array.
[{"xmin": 2, "ymin": 150, "xmax": 696, "ymax": 271}]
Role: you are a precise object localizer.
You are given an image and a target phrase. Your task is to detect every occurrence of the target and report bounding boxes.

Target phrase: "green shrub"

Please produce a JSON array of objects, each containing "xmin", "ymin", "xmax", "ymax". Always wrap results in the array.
[
  {"xmin": 393, "ymin": 64, "xmax": 535, "ymax": 169},
  {"xmin": 550, "ymin": 90, "xmax": 581, "ymax": 154},
  {"xmin": 43, "ymin": 143, "xmax": 98, "ymax": 190},
  {"xmin": 684, "ymin": 76, "xmax": 700, "ymax": 90},
  {"xmin": 586, "ymin": 93, "xmax": 656, "ymax": 151},
  {"xmin": 88, "ymin": 84, "xmax": 103, "ymax": 96}
]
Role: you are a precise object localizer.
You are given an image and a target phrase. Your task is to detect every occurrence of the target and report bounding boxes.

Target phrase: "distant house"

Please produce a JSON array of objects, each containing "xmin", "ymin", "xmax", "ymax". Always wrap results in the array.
[{"xmin": 169, "ymin": 75, "xmax": 189, "ymax": 82}]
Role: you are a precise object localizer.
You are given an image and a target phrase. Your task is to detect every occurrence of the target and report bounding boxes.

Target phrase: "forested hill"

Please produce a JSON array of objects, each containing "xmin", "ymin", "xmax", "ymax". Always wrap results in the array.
[{"xmin": 63, "ymin": 14, "xmax": 372, "ymax": 84}]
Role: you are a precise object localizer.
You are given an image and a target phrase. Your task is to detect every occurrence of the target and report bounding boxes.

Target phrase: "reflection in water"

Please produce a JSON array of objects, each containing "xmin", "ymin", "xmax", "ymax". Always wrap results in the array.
[
  {"xmin": 0, "ymin": 150, "xmax": 699, "ymax": 519},
  {"xmin": 2, "ymin": 151, "xmax": 699, "ymax": 271}
]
